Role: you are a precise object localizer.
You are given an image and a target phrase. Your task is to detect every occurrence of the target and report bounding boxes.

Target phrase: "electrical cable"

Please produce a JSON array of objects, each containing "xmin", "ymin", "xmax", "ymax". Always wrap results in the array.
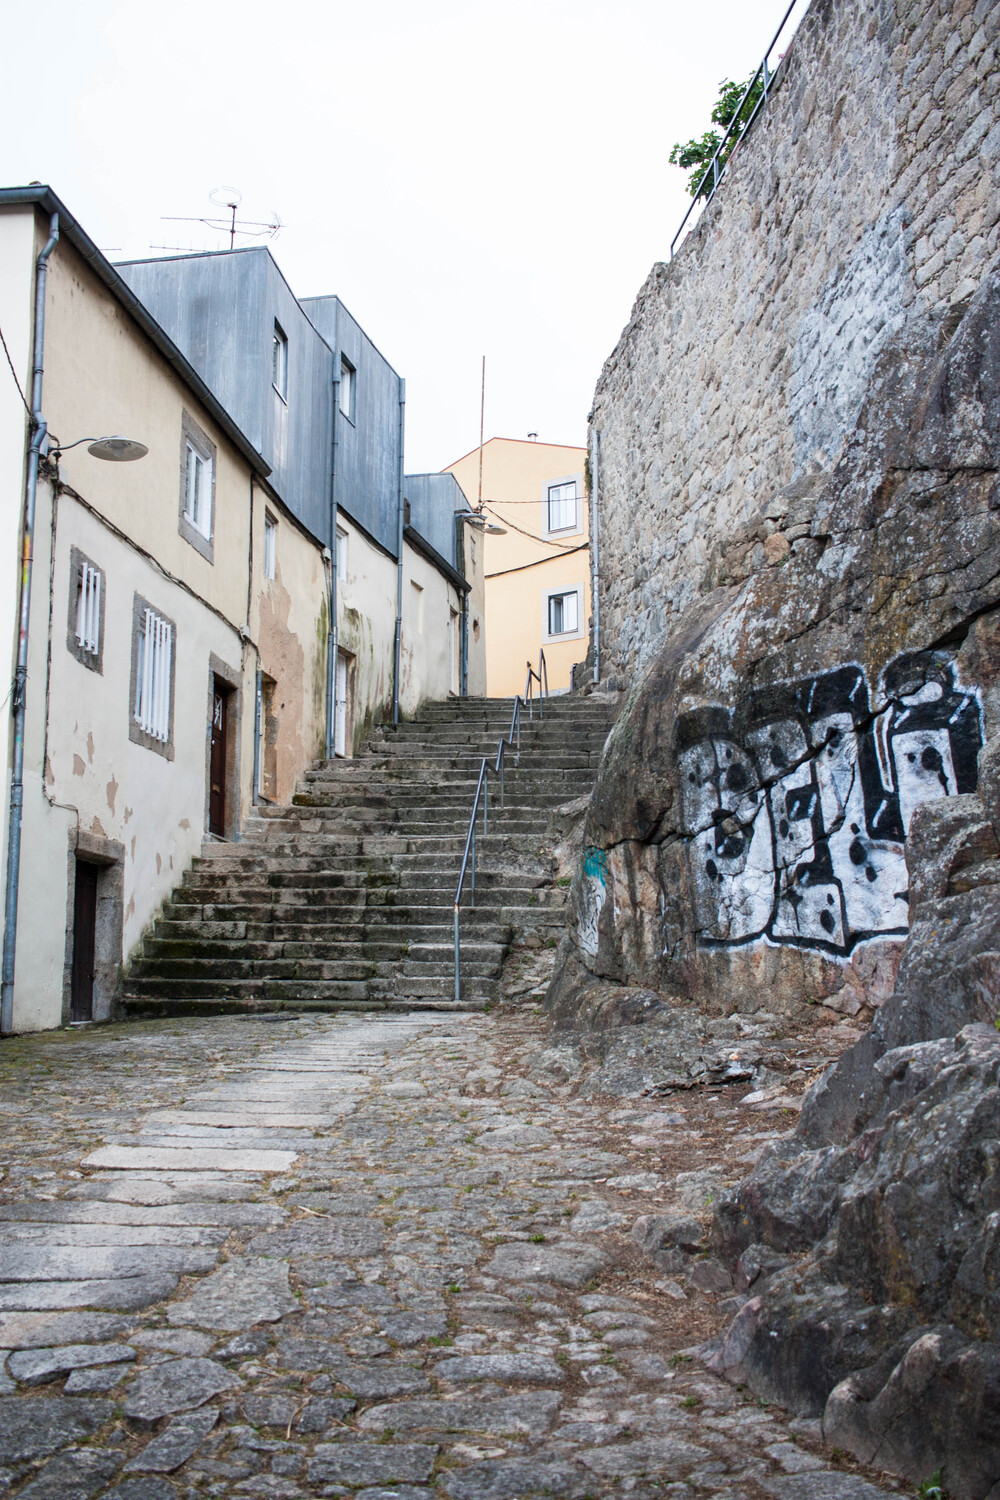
[
  {"xmin": 482, "ymin": 502, "xmax": 584, "ymax": 550},
  {"xmin": 0, "ymin": 320, "xmax": 32, "ymax": 418},
  {"xmin": 486, "ymin": 543, "xmax": 589, "ymax": 579}
]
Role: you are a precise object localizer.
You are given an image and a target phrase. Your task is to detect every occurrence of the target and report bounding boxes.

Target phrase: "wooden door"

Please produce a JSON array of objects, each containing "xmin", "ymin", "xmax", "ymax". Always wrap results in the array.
[
  {"xmin": 209, "ymin": 683, "xmax": 227, "ymax": 836},
  {"xmin": 71, "ymin": 861, "xmax": 98, "ymax": 1023}
]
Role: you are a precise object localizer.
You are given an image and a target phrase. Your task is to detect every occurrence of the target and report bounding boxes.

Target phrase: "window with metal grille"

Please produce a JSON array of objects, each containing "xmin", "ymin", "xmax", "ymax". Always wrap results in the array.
[
  {"xmin": 264, "ymin": 513, "xmax": 277, "ymax": 580},
  {"xmin": 548, "ymin": 589, "xmax": 579, "ymax": 636},
  {"xmin": 134, "ymin": 608, "xmax": 173, "ymax": 743},
  {"xmin": 75, "ymin": 562, "xmax": 102, "ymax": 655},
  {"xmin": 547, "ymin": 481, "xmax": 577, "ymax": 532},
  {"xmin": 183, "ymin": 438, "xmax": 213, "ymax": 539}
]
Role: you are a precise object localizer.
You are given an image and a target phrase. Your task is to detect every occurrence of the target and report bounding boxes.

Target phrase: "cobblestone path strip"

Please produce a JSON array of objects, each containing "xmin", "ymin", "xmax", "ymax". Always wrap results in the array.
[{"xmin": 0, "ymin": 1013, "xmax": 904, "ymax": 1498}]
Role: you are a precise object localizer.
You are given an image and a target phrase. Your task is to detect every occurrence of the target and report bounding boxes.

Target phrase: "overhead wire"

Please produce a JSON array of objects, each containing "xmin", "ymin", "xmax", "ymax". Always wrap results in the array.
[{"xmin": 0, "ymin": 321, "xmax": 32, "ymax": 419}]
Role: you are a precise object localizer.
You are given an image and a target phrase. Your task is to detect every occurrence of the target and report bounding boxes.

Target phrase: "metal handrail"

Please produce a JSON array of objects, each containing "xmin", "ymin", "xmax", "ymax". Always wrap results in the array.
[
  {"xmin": 669, "ymin": 0, "xmax": 799, "ymax": 260},
  {"xmin": 524, "ymin": 648, "xmax": 549, "ymax": 721},
  {"xmin": 452, "ymin": 694, "xmax": 525, "ymax": 1002}
]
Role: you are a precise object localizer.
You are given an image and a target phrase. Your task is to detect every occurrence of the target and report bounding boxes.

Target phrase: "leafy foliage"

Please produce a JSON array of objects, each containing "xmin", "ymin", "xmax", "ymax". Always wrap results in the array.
[{"xmin": 669, "ymin": 73, "xmax": 766, "ymax": 197}]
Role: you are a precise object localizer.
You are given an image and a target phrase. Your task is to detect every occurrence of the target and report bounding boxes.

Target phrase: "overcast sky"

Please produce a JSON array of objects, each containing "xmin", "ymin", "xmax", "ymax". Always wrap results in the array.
[{"xmin": 3, "ymin": 0, "xmax": 808, "ymax": 474}]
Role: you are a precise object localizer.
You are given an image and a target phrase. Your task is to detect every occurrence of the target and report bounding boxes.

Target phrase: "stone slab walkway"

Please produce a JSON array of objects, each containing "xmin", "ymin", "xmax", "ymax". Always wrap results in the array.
[{"xmin": 0, "ymin": 1012, "xmax": 905, "ymax": 1499}]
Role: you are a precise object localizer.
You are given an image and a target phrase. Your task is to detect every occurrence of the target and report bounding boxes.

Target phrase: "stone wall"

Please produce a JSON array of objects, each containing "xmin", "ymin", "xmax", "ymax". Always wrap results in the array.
[
  {"xmin": 593, "ymin": 0, "xmax": 1000, "ymax": 683},
  {"xmin": 554, "ymin": 0, "xmax": 1000, "ymax": 1020}
]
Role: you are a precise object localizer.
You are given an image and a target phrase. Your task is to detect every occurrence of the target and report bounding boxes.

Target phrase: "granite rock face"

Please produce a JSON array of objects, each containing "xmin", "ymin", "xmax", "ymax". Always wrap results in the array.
[
  {"xmin": 556, "ymin": 276, "xmax": 1000, "ymax": 1020},
  {"xmin": 705, "ymin": 786, "xmax": 1000, "ymax": 1495}
]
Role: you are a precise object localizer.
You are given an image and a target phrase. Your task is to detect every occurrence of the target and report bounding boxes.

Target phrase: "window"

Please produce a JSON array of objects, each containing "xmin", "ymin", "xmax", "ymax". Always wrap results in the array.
[
  {"xmin": 67, "ymin": 548, "xmax": 105, "ymax": 673},
  {"xmin": 130, "ymin": 596, "xmax": 175, "ymax": 756},
  {"xmin": 184, "ymin": 439, "xmax": 213, "ymax": 538},
  {"xmin": 411, "ymin": 579, "xmax": 425, "ymax": 633},
  {"xmin": 340, "ymin": 357, "xmax": 356, "ymax": 421},
  {"xmin": 264, "ymin": 513, "xmax": 277, "ymax": 580},
  {"xmin": 547, "ymin": 588, "xmax": 580, "ymax": 637},
  {"xmin": 272, "ymin": 321, "xmax": 288, "ymax": 399},
  {"xmin": 179, "ymin": 413, "xmax": 216, "ymax": 562},
  {"xmin": 336, "ymin": 524, "xmax": 349, "ymax": 583},
  {"xmin": 547, "ymin": 481, "xmax": 578, "ymax": 532}
]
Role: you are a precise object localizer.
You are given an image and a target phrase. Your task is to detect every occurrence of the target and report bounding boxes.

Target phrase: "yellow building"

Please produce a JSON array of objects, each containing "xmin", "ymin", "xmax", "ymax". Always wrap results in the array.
[{"xmin": 445, "ymin": 438, "xmax": 589, "ymax": 697}]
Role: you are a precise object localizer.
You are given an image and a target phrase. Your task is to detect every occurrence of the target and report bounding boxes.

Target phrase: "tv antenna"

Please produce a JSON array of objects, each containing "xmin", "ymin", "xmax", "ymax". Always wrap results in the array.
[{"xmin": 152, "ymin": 187, "xmax": 283, "ymax": 253}]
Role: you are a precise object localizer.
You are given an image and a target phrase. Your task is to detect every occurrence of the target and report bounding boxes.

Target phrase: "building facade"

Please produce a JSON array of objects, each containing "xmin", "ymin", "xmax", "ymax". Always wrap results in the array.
[
  {"xmin": 0, "ymin": 187, "xmax": 482, "ymax": 1034},
  {"xmin": 444, "ymin": 438, "xmax": 589, "ymax": 697}
]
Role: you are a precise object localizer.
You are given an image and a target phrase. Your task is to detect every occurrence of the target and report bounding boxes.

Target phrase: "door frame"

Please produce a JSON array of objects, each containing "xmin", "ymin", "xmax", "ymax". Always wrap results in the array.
[
  {"xmin": 61, "ymin": 828, "xmax": 125, "ymax": 1025},
  {"xmin": 205, "ymin": 655, "xmax": 242, "ymax": 840},
  {"xmin": 335, "ymin": 647, "xmax": 354, "ymax": 758}
]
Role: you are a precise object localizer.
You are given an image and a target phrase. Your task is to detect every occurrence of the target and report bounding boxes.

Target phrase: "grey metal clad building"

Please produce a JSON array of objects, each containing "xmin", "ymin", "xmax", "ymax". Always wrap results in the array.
[
  {"xmin": 116, "ymin": 249, "xmax": 424, "ymax": 561},
  {"xmin": 404, "ymin": 473, "xmax": 473, "ymax": 571}
]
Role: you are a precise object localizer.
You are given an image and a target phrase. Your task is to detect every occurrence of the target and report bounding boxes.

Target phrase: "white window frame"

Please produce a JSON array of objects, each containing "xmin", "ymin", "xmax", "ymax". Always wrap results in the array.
[
  {"xmin": 542, "ymin": 471, "xmax": 583, "ymax": 539},
  {"xmin": 183, "ymin": 436, "xmax": 213, "ymax": 540},
  {"xmin": 134, "ymin": 607, "xmax": 173, "ymax": 744},
  {"xmin": 76, "ymin": 561, "xmax": 102, "ymax": 655},
  {"xmin": 263, "ymin": 512, "xmax": 277, "ymax": 580},
  {"xmin": 542, "ymin": 583, "xmax": 585, "ymax": 643},
  {"xmin": 340, "ymin": 357, "xmax": 356, "ymax": 422},
  {"xmin": 336, "ymin": 524, "xmax": 349, "ymax": 584},
  {"xmin": 272, "ymin": 321, "xmax": 288, "ymax": 399}
]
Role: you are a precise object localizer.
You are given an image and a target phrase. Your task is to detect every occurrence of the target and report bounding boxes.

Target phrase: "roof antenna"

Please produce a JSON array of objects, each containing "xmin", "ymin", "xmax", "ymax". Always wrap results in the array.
[
  {"xmin": 151, "ymin": 187, "xmax": 283, "ymax": 253},
  {"xmin": 477, "ymin": 355, "xmax": 485, "ymax": 513}
]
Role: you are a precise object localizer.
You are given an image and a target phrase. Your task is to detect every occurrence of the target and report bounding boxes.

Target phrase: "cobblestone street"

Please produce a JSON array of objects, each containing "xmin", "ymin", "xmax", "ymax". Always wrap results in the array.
[{"xmin": 0, "ymin": 1012, "xmax": 904, "ymax": 1500}]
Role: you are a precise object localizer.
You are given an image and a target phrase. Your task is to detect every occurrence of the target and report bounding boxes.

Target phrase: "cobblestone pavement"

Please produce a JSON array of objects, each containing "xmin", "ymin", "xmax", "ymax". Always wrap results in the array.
[{"xmin": 0, "ymin": 1012, "xmax": 906, "ymax": 1499}]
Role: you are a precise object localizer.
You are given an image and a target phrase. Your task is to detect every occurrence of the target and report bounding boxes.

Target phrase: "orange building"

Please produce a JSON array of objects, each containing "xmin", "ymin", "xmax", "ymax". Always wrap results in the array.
[{"xmin": 444, "ymin": 438, "xmax": 590, "ymax": 697}]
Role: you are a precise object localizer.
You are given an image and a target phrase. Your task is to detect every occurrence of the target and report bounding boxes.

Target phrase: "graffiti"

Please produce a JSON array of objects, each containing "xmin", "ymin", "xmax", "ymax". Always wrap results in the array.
[
  {"xmin": 677, "ymin": 651, "xmax": 982, "ymax": 956},
  {"xmin": 579, "ymin": 845, "xmax": 608, "ymax": 957}
]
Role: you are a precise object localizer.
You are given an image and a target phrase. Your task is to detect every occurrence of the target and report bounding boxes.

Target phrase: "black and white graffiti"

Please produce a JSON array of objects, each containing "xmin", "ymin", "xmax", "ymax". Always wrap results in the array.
[{"xmin": 677, "ymin": 651, "xmax": 982, "ymax": 956}]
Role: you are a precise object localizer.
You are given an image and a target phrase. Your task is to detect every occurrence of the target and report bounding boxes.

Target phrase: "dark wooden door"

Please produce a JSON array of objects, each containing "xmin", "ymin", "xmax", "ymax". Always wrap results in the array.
[
  {"xmin": 71, "ymin": 861, "xmax": 98, "ymax": 1022},
  {"xmin": 209, "ymin": 684, "xmax": 227, "ymax": 837}
]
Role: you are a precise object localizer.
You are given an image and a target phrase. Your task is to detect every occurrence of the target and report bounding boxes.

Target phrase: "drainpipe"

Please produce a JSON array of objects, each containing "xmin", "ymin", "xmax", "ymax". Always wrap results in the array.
[
  {"xmin": 392, "ymin": 377, "xmax": 406, "ymax": 724},
  {"xmin": 326, "ymin": 371, "xmax": 341, "ymax": 758},
  {"xmin": 1, "ymin": 211, "xmax": 59, "ymax": 1038},
  {"xmin": 590, "ymin": 427, "xmax": 601, "ymax": 687}
]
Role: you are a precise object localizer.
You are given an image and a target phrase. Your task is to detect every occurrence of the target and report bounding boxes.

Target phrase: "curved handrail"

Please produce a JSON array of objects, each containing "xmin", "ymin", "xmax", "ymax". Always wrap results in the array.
[
  {"xmin": 452, "ymin": 694, "xmax": 525, "ymax": 1002},
  {"xmin": 524, "ymin": 648, "xmax": 549, "ymax": 721}
]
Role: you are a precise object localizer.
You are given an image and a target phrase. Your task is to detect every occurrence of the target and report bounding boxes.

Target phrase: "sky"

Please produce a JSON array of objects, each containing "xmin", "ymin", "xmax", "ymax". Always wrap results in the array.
[{"xmin": 2, "ymin": 0, "xmax": 809, "ymax": 474}]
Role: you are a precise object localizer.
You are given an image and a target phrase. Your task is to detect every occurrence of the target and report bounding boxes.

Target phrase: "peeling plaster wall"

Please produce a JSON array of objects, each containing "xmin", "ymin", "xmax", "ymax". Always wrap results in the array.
[{"xmin": 592, "ymin": 0, "xmax": 1000, "ymax": 685}]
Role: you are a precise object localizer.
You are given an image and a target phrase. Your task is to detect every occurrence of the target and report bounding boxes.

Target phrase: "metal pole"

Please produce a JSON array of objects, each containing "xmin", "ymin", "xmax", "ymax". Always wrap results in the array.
[
  {"xmin": 253, "ymin": 666, "xmax": 262, "ymax": 804},
  {"xmin": 453, "ymin": 905, "xmax": 461, "ymax": 1002},
  {"xmin": 327, "ymin": 365, "xmax": 341, "ymax": 759},
  {"xmin": 392, "ymin": 377, "xmax": 406, "ymax": 724},
  {"xmin": 471, "ymin": 822, "xmax": 476, "ymax": 907},
  {"xmin": 590, "ymin": 429, "xmax": 600, "ymax": 686},
  {"xmin": 1, "ymin": 211, "xmax": 59, "ymax": 1038}
]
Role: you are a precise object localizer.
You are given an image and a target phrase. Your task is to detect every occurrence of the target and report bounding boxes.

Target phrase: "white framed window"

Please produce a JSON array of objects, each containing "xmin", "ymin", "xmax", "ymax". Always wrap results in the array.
[
  {"xmin": 183, "ymin": 437, "xmax": 213, "ymax": 539},
  {"xmin": 336, "ymin": 524, "xmax": 349, "ymax": 583},
  {"xmin": 340, "ymin": 357, "xmax": 356, "ymax": 422},
  {"xmin": 134, "ymin": 607, "xmax": 173, "ymax": 745},
  {"xmin": 547, "ymin": 480, "xmax": 578, "ymax": 533},
  {"xmin": 76, "ymin": 562, "xmax": 102, "ymax": 654},
  {"xmin": 272, "ymin": 321, "xmax": 288, "ymax": 399},
  {"xmin": 543, "ymin": 583, "xmax": 584, "ymax": 641},
  {"xmin": 263, "ymin": 512, "xmax": 277, "ymax": 580},
  {"xmin": 68, "ymin": 548, "xmax": 105, "ymax": 673}
]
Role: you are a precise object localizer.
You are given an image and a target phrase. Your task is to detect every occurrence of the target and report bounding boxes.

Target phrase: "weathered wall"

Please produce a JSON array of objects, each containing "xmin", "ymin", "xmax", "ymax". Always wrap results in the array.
[
  {"xmin": 557, "ymin": 0, "xmax": 1000, "ymax": 1022},
  {"xmin": 593, "ymin": 0, "xmax": 1000, "ymax": 683}
]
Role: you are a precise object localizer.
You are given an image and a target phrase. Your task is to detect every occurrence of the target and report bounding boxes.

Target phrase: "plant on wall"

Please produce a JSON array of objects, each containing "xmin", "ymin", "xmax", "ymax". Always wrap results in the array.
[{"xmin": 669, "ymin": 74, "xmax": 765, "ymax": 197}]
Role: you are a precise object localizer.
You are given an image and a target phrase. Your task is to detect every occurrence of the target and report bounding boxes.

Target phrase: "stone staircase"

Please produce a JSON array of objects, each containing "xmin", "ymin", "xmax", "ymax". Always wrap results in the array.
[{"xmin": 122, "ymin": 694, "xmax": 617, "ymax": 1017}]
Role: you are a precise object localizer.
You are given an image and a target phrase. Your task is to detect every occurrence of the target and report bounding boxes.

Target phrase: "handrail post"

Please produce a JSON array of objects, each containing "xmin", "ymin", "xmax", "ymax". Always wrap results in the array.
[
  {"xmin": 471, "ymin": 821, "xmax": 476, "ymax": 908},
  {"xmin": 483, "ymin": 775, "xmax": 488, "ymax": 837},
  {"xmin": 454, "ymin": 905, "xmax": 461, "ymax": 1002},
  {"xmin": 500, "ymin": 747, "xmax": 505, "ymax": 807}
]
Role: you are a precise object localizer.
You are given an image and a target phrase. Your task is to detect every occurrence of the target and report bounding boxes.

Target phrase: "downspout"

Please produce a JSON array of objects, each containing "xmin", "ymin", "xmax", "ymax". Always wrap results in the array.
[
  {"xmin": 590, "ymin": 427, "xmax": 601, "ymax": 687},
  {"xmin": 326, "ymin": 368, "xmax": 341, "ymax": 758},
  {"xmin": 392, "ymin": 377, "xmax": 406, "ymax": 724},
  {"xmin": 1, "ymin": 211, "xmax": 59, "ymax": 1037}
]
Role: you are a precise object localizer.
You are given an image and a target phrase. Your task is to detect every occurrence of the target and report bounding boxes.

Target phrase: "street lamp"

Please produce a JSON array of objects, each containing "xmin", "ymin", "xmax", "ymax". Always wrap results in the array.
[{"xmin": 51, "ymin": 435, "xmax": 149, "ymax": 463}]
